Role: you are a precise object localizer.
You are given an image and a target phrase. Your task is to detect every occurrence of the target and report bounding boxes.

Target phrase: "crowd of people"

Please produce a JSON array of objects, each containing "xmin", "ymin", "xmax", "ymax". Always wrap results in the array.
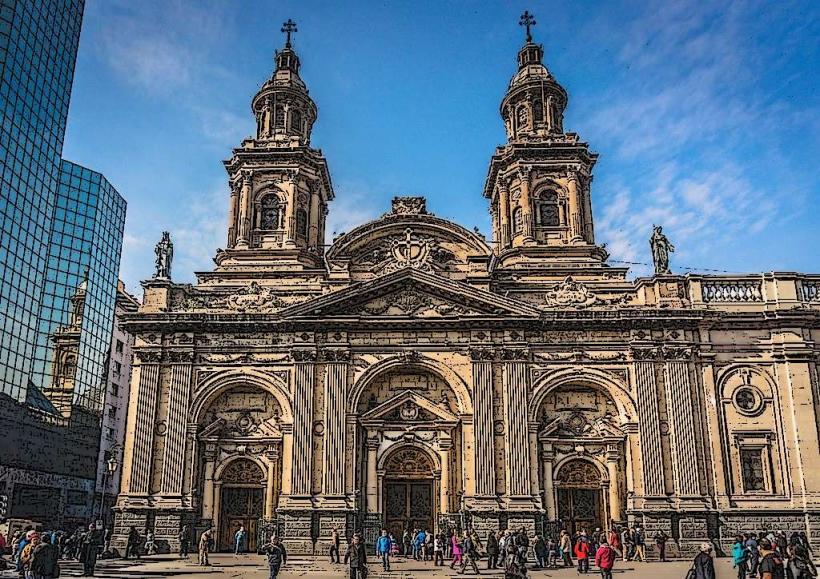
[{"xmin": 0, "ymin": 523, "xmax": 107, "ymax": 578}]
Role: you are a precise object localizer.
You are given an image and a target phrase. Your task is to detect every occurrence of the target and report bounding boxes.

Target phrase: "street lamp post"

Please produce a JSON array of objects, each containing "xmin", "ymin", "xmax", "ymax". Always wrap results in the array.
[{"xmin": 98, "ymin": 446, "xmax": 120, "ymax": 526}]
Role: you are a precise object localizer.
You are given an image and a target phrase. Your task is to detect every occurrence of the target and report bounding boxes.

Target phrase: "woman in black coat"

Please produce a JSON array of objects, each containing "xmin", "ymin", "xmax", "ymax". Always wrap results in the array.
[{"xmin": 692, "ymin": 543, "xmax": 716, "ymax": 579}]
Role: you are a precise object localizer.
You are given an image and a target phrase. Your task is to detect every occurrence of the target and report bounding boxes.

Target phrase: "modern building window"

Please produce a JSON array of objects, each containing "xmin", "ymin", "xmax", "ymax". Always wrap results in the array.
[
  {"xmin": 740, "ymin": 448, "xmax": 766, "ymax": 492},
  {"xmin": 111, "ymin": 382, "xmax": 119, "ymax": 397},
  {"xmin": 113, "ymin": 361, "xmax": 122, "ymax": 377},
  {"xmin": 115, "ymin": 339, "xmax": 124, "ymax": 354},
  {"xmin": 107, "ymin": 406, "xmax": 116, "ymax": 419}
]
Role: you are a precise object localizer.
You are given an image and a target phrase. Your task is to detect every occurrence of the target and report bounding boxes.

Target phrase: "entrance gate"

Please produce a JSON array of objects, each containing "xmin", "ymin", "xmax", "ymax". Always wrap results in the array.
[
  {"xmin": 555, "ymin": 459, "xmax": 603, "ymax": 535},
  {"xmin": 385, "ymin": 480, "xmax": 433, "ymax": 537}
]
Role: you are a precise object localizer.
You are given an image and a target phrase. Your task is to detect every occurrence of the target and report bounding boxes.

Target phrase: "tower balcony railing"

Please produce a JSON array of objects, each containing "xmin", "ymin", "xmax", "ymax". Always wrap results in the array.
[{"xmin": 684, "ymin": 273, "xmax": 820, "ymax": 312}]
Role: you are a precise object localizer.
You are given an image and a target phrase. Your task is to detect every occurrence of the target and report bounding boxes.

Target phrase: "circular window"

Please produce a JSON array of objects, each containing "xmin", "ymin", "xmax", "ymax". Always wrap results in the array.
[{"xmin": 733, "ymin": 386, "xmax": 764, "ymax": 416}]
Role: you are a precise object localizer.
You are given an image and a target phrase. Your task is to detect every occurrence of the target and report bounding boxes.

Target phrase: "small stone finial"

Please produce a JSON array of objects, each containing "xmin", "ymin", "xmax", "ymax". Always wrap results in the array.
[
  {"xmin": 519, "ymin": 10, "xmax": 536, "ymax": 43},
  {"xmin": 391, "ymin": 196, "xmax": 428, "ymax": 215},
  {"xmin": 649, "ymin": 225, "xmax": 675, "ymax": 275},
  {"xmin": 153, "ymin": 231, "xmax": 174, "ymax": 280},
  {"xmin": 281, "ymin": 18, "xmax": 297, "ymax": 48}
]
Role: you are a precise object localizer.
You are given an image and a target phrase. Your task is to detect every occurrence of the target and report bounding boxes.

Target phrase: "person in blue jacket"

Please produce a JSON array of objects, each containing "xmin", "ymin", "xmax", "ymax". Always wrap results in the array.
[
  {"xmin": 376, "ymin": 529, "xmax": 392, "ymax": 571},
  {"xmin": 414, "ymin": 529, "xmax": 426, "ymax": 561}
]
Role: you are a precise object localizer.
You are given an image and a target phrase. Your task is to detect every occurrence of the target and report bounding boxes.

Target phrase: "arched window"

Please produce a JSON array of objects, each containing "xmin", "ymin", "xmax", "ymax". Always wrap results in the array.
[
  {"xmin": 62, "ymin": 354, "xmax": 76, "ymax": 377},
  {"xmin": 517, "ymin": 105, "xmax": 529, "ymax": 129},
  {"xmin": 512, "ymin": 207, "xmax": 523, "ymax": 234},
  {"xmin": 296, "ymin": 207, "xmax": 308, "ymax": 237},
  {"xmin": 533, "ymin": 99, "xmax": 543, "ymax": 122},
  {"xmin": 259, "ymin": 195, "xmax": 282, "ymax": 230},
  {"xmin": 290, "ymin": 109, "xmax": 302, "ymax": 132},
  {"xmin": 537, "ymin": 190, "xmax": 560, "ymax": 227},
  {"xmin": 274, "ymin": 106, "xmax": 285, "ymax": 127}
]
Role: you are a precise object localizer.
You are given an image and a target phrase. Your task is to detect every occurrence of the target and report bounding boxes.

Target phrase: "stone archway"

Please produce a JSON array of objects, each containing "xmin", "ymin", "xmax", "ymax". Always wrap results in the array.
[
  {"xmin": 381, "ymin": 446, "xmax": 438, "ymax": 539},
  {"xmin": 216, "ymin": 458, "xmax": 265, "ymax": 552},
  {"xmin": 554, "ymin": 458, "xmax": 606, "ymax": 536}
]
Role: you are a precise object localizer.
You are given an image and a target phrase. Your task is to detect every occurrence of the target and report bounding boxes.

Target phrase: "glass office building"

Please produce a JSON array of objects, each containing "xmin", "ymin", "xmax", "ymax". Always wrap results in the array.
[
  {"xmin": 32, "ymin": 160, "xmax": 126, "ymax": 416},
  {"xmin": 0, "ymin": 0, "xmax": 86, "ymax": 403}
]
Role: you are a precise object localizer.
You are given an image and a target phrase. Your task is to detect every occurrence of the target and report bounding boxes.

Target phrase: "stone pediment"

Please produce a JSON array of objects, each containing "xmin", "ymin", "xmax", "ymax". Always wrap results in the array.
[
  {"xmin": 360, "ymin": 391, "xmax": 459, "ymax": 427},
  {"xmin": 539, "ymin": 413, "xmax": 625, "ymax": 440},
  {"xmin": 199, "ymin": 415, "xmax": 282, "ymax": 440},
  {"xmin": 279, "ymin": 268, "xmax": 540, "ymax": 319}
]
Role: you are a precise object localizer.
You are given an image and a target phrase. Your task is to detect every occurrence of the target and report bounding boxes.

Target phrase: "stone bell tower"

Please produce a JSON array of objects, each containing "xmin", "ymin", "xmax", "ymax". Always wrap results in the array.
[
  {"xmin": 484, "ymin": 12, "xmax": 607, "ymax": 270},
  {"xmin": 217, "ymin": 19, "xmax": 334, "ymax": 273}
]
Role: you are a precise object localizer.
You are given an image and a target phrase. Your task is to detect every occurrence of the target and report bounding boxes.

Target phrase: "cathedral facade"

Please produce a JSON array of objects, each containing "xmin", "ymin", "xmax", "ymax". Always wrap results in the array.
[{"xmin": 113, "ymin": 23, "xmax": 820, "ymax": 556}]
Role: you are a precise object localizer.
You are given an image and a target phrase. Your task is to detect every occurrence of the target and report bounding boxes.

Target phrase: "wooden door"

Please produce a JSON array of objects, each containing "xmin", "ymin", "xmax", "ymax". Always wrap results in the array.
[
  {"xmin": 385, "ymin": 479, "xmax": 433, "ymax": 536},
  {"xmin": 220, "ymin": 487, "xmax": 263, "ymax": 552},
  {"xmin": 557, "ymin": 488, "xmax": 600, "ymax": 536}
]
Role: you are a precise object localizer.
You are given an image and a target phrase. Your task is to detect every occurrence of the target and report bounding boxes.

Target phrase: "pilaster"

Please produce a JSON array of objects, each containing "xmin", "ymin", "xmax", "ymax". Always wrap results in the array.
[
  {"xmin": 160, "ymin": 353, "xmax": 193, "ymax": 496},
  {"xmin": 631, "ymin": 347, "xmax": 666, "ymax": 499},
  {"xmin": 470, "ymin": 348, "xmax": 496, "ymax": 499}
]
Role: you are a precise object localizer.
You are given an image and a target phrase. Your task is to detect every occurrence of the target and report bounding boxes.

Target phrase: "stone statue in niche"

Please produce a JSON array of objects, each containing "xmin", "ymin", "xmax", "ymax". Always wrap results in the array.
[
  {"xmin": 153, "ymin": 231, "xmax": 174, "ymax": 279},
  {"xmin": 650, "ymin": 225, "xmax": 674, "ymax": 275}
]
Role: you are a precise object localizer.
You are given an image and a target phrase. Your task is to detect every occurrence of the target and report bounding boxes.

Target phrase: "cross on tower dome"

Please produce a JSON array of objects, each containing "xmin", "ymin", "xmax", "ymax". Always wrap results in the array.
[
  {"xmin": 519, "ymin": 10, "xmax": 536, "ymax": 43},
  {"xmin": 281, "ymin": 18, "xmax": 297, "ymax": 48}
]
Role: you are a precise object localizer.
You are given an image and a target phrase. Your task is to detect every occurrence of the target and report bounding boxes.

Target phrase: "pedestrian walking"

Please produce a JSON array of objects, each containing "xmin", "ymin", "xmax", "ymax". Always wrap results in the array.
[
  {"xmin": 459, "ymin": 531, "xmax": 480, "ymax": 575},
  {"xmin": 144, "ymin": 530, "xmax": 157, "ymax": 556},
  {"xmin": 178, "ymin": 525, "xmax": 191, "ymax": 559},
  {"xmin": 344, "ymin": 534, "xmax": 368, "ymax": 579},
  {"xmin": 330, "ymin": 528, "xmax": 341, "ymax": 564},
  {"xmin": 747, "ymin": 533, "xmax": 761, "ymax": 577},
  {"xmin": 451, "ymin": 532, "xmax": 464, "ymax": 569},
  {"xmin": 261, "ymin": 535, "xmax": 288, "ymax": 579},
  {"xmin": 787, "ymin": 543, "xmax": 817, "ymax": 579},
  {"xmin": 30, "ymin": 532, "xmax": 60, "ymax": 579},
  {"xmin": 732, "ymin": 535, "xmax": 748, "ymax": 579},
  {"xmin": 376, "ymin": 529, "xmax": 392, "ymax": 571},
  {"xmin": 690, "ymin": 543, "xmax": 716, "ymax": 579},
  {"xmin": 403, "ymin": 529, "xmax": 412, "ymax": 558},
  {"xmin": 574, "ymin": 532, "xmax": 591, "ymax": 574},
  {"xmin": 559, "ymin": 530, "xmax": 573, "ymax": 567},
  {"xmin": 434, "ymin": 534, "xmax": 444, "ymax": 566},
  {"xmin": 653, "ymin": 529, "xmax": 668, "ymax": 562},
  {"xmin": 198, "ymin": 528, "xmax": 213, "ymax": 566},
  {"xmin": 595, "ymin": 540, "xmax": 617, "ymax": 579},
  {"xmin": 234, "ymin": 525, "xmax": 247, "ymax": 555},
  {"xmin": 621, "ymin": 527, "xmax": 633, "ymax": 562},
  {"xmin": 633, "ymin": 526, "xmax": 646, "ymax": 562},
  {"xmin": 486, "ymin": 531, "xmax": 499, "ymax": 569},
  {"xmin": 78, "ymin": 524, "xmax": 102, "ymax": 577},
  {"xmin": 504, "ymin": 540, "xmax": 526, "ymax": 579},
  {"xmin": 125, "ymin": 527, "xmax": 141, "ymax": 559},
  {"xmin": 534, "ymin": 534, "xmax": 548, "ymax": 568}
]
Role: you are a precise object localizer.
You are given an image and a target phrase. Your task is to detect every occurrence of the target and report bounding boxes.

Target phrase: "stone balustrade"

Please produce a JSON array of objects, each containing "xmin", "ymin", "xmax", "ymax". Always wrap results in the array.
[
  {"xmin": 701, "ymin": 279, "xmax": 763, "ymax": 303},
  {"xmin": 684, "ymin": 274, "xmax": 820, "ymax": 310}
]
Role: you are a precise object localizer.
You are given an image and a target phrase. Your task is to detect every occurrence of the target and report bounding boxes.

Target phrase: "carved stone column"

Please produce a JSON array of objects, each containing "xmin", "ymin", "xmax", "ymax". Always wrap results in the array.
[
  {"xmin": 439, "ymin": 439, "xmax": 452, "ymax": 513},
  {"xmin": 470, "ymin": 348, "xmax": 496, "ymax": 498},
  {"xmin": 160, "ymin": 353, "xmax": 193, "ymax": 496},
  {"xmin": 518, "ymin": 167, "xmax": 533, "ymax": 242},
  {"xmin": 308, "ymin": 182, "xmax": 320, "ymax": 250},
  {"xmin": 663, "ymin": 347, "xmax": 701, "ymax": 497},
  {"xmin": 366, "ymin": 434, "xmax": 379, "ymax": 513},
  {"xmin": 264, "ymin": 447, "xmax": 280, "ymax": 518},
  {"xmin": 282, "ymin": 172, "xmax": 298, "ymax": 247},
  {"xmin": 227, "ymin": 179, "xmax": 239, "ymax": 247},
  {"xmin": 502, "ymin": 351, "xmax": 533, "ymax": 505},
  {"xmin": 606, "ymin": 449, "xmax": 622, "ymax": 521},
  {"xmin": 632, "ymin": 348, "xmax": 666, "ymax": 498},
  {"xmin": 128, "ymin": 355, "xmax": 161, "ymax": 495},
  {"xmin": 498, "ymin": 184, "xmax": 511, "ymax": 250},
  {"xmin": 280, "ymin": 424, "xmax": 294, "ymax": 496},
  {"xmin": 290, "ymin": 352, "xmax": 315, "ymax": 498},
  {"xmin": 201, "ymin": 444, "xmax": 217, "ymax": 520},
  {"xmin": 236, "ymin": 170, "xmax": 253, "ymax": 248},
  {"xmin": 566, "ymin": 171, "xmax": 583, "ymax": 241},
  {"xmin": 322, "ymin": 351, "xmax": 349, "ymax": 500},
  {"xmin": 541, "ymin": 448, "xmax": 556, "ymax": 519}
]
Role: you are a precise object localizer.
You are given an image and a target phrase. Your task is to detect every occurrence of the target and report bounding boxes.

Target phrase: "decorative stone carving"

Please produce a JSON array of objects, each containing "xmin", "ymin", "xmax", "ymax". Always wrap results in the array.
[
  {"xmin": 221, "ymin": 282, "xmax": 284, "ymax": 313},
  {"xmin": 544, "ymin": 276, "xmax": 597, "ymax": 308},
  {"xmin": 391, "ymin": 196, "xmax": 428, "ymax": 215},
  {"xmin": 135, "ymin": 350, "xmax": 162, "ymax": 363},
  {"xmin": 153, "ymin": 231, "xmax": 174, "ymax": 280},
  {"xmin": 291, "ymin": 349, "xmax": 318, "ymax": 362},
  {"xmin": 384, "ymin": 448, "xmax": 434, "ymax": 476},
  {"xmin": 554, "ymin": 459, "xmax": 601, "ymax": 486},
  {"xmin": 167, "ymin": 351, "xmax": 193, "ymax": 363},
  {"xmin": 360, "ymin": 289, "xmax": 471, "ymax": 317},
  {"xmin": 221, "ymin": 459, "xmax": 265, "ymax": 484},
  {"xmin": 319, "ymin": 349, "xmax": 351, "ymax": 362}
]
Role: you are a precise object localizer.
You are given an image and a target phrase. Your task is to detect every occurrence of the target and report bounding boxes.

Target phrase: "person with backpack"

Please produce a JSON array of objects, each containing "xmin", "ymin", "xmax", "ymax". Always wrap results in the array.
[
  {"xmin": 787, "ymin": 543, "xmax": 818, "ymax": 579},
  {"xmin": 759, "ymin": 539, "xmax": 786, "ymax": 579},
  {"xmin": 574, "ymin": 532, "xmax": 591, "ymax": 574},
  {"xmin": 459, "ymin": 531, "xmax": 480, "ymax": 575},
  {"xmin": 594, "ymin": 539, "xmax": 617, "ymax": 579},
  {"xmin": 732, "ymin": 535, "xmax": 749, "ymax": 579}
]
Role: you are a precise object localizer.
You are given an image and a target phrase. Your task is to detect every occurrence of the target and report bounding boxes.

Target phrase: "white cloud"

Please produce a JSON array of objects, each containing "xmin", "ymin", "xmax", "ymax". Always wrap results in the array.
[{"xmin": 325, "ymin": 183, "xmax": 382, "ymax": 244}]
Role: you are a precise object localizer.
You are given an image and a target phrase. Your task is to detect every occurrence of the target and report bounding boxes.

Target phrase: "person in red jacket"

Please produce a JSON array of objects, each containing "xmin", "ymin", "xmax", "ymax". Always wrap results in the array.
[
  {"xmin": 607, "ymin": 528, "xmax": 622, "ymax": 557},
  {"xmin": 574, "ymin": 532, "xmax": 591, "ymax": 574},
  {"xmin": 595, "ymin": 540, "xmax": 617, "ymax": 579}
]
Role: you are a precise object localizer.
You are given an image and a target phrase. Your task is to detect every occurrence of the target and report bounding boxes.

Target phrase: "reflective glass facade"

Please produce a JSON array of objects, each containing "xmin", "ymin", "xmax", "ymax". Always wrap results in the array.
[
  {"xmin": 31, "ymin": 160, "xmax": 126, "ymax": 415},
  {"xmin": 0, "ymin": 0, "xmax": 85, "ymax": 402}
]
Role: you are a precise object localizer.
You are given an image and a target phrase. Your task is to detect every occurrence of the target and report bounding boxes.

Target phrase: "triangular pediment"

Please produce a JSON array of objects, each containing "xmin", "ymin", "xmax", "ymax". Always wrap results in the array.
[
  {"xmin": 360, "ymin": 391, "xmax": 459, "ymax": 426},
  {"xmin": 279, "ymin": 268, "xmax": 540, "ymax": 319}
]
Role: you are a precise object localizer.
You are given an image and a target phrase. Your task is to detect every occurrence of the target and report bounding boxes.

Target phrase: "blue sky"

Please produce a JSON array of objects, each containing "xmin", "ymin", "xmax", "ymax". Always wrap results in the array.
[{"xmin": 62, "ymin": 0, "xmax": 820, "ymax": 293}]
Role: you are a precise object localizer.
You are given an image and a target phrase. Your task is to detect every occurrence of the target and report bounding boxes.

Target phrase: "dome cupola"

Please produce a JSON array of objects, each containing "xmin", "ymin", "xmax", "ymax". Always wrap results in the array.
[
  {"xmin": 500, "ymin": 11, "xmax": 568, "ymax": 141},
  {"xmin": 251, "ymin": 19, "xmax": 317, "ymax": 148}
]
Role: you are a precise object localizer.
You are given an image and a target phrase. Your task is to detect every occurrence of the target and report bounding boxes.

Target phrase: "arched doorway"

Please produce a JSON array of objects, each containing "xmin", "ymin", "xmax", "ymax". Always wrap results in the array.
[
  {"xmin": 383, "ymin": 447, "xmax": 436, "ymax": 538},
  {"xmin": 555, "ymin": 459, "xmax": 603, "ymax": 535},
  {"xmin": 218, "ymin": 459, "xmax": 265, "ymax": 552}
]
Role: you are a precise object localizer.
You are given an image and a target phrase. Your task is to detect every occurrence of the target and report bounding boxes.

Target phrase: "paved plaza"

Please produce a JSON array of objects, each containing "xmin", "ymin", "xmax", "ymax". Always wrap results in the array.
[{"xmin": 0, "ymin": 554, "xmax": 745, "ymax": 578}]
